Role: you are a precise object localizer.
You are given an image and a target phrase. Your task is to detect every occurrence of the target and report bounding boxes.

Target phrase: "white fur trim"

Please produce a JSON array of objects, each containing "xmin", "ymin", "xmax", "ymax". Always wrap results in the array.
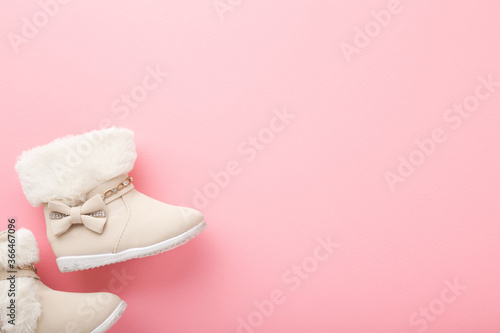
[
  {"xmin": 0, "ymin": 279, "xmax": 41, "ymax": 333},
  {"xmin": 0, "ymin": 229, "xmax": 39, "ymax": 270},
  {"xmin": 15, "ymin": 128, "xmax": 137, "ymax": 207},
  {"xmin": 0, "ymin": 229, "xmax": 42, "ymax": 333}
]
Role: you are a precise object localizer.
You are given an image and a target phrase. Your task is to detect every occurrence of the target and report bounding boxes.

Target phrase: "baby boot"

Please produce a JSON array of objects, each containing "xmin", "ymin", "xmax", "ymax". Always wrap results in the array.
[
  {"xmin": 15, "ymin": 128, "xmax": 206, "ymax": 272},
  {"xmin": 0, "ymin": 228, "xmax": 126, "ymax": 333}
]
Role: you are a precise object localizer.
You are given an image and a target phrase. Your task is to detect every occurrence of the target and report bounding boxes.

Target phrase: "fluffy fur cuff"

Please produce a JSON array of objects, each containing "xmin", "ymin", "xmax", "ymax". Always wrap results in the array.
[
  {"xmin": 0, "ymin": 229, "xmax": 41, "ymax": 333},
  {"xmin": 15, "ymin": 127, "xmax": 137, "ymax": 207},
  {"xmin": 0, "ymin": 228, "xmax": 39, "ymax": 269}
]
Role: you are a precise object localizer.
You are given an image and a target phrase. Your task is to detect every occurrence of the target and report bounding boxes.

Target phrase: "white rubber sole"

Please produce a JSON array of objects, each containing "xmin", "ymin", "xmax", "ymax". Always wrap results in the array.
[
  {"xmin": 91, "ymin": 300, "xmax": 127, "ymax": 333},
  {"xmin": 57, "ymin": 221, "xmax": 207, "ymax": 272}
]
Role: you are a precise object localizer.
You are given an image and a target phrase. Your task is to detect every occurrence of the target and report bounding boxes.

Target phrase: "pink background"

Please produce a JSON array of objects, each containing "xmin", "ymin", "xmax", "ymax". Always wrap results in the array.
[{"xmin": 1, "ymin": 1, "xmax": 500, "ymax": 332}]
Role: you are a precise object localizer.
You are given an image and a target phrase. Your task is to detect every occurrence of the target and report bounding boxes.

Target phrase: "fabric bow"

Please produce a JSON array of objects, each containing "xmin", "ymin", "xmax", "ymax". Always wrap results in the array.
[{"xmin": 48, "ymin": 194, "xmax": 107, "ymax": 236}]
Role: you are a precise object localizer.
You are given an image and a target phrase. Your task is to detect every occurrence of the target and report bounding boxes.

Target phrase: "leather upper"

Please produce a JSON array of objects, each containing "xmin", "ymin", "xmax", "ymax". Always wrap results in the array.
[{"xmin": 44, "ymin": 174, "xmax": 204, "ymax": 258}]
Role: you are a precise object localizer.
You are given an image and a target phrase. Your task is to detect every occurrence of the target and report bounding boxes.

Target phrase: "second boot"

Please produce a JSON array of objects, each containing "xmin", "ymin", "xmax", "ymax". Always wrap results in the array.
[{"xmin": 0, "ymin": 228, "xmax": 126, "ymax": 332}]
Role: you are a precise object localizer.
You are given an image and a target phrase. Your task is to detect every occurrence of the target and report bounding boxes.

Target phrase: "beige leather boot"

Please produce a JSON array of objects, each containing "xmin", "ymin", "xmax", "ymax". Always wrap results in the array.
[
  {"xmin": 15, "ymin": 128, "xmax": 206, "ymax": 272},
  {"xmin": 0, "ymin": 228, "xmax": 126, "ymax": 333}
]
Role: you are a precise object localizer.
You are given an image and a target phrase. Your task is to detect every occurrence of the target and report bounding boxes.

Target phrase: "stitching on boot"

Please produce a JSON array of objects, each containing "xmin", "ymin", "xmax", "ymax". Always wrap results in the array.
[{"xmin": 114, "ymin": 196, "xmax": 132, "ymax": 253}]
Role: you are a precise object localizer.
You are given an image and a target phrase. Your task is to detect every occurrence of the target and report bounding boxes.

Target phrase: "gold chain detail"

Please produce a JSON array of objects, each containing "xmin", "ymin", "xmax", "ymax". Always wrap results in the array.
[
  {"xmin": 102, "ymin": 176, "xmax": 134, "ymax": 199},
  {"xmin": 18, "ymin": 264, "xmax": 38, "ymax": 274}
]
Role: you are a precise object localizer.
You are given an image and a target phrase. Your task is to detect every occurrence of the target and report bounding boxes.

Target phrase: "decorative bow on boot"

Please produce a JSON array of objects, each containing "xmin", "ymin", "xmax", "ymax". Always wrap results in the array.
[{"xmin": 48, "ymin": 194, "xmax": 108, "ymax": 236}]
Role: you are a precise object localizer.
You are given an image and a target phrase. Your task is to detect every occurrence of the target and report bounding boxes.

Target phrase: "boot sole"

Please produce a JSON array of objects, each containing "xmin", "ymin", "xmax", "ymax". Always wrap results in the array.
[
  {"xmin": 91, "ymin": 300, "xmax": 127, "ymax": 333},
  {"xmin": 56, "ymin": 221, "xmax": 207, "ymax": 272}
]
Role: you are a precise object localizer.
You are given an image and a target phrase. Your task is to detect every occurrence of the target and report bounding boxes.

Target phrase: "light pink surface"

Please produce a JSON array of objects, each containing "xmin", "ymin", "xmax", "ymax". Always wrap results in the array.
[{"xmin": 1, "ymin": 1, "xmax": 500, "ymax": 332}]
